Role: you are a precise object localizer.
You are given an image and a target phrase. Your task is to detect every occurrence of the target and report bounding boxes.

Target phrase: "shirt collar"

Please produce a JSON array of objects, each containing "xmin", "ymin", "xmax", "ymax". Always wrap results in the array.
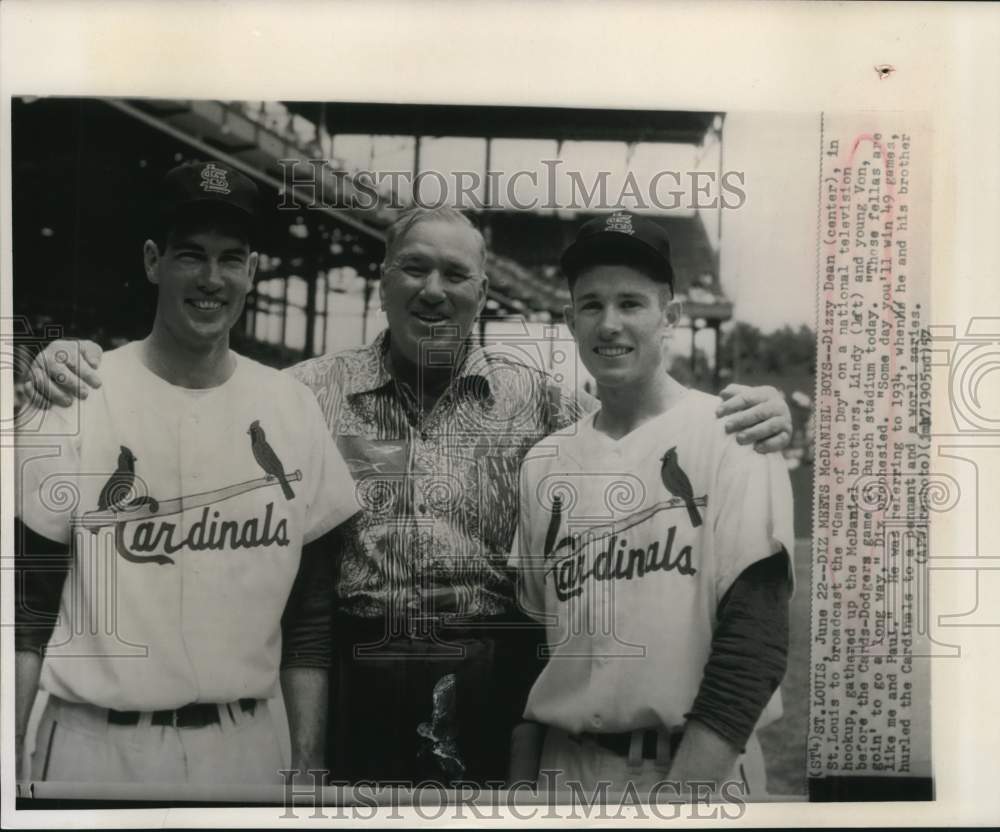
[{"xmin": 343, "ymin": 328, "xmax": 494, "ymax": 401}]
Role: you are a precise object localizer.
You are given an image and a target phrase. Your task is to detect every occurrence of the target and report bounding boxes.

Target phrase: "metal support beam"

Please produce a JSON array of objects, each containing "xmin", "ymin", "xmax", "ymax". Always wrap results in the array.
[
  {"xmin": 304, "ymin": 271, "xmax": 317, "ymax": 359},
  {"xmin": 319, "ymin": 271, "xmax": 328, "ymax": 356},
  {"xmin": 361, "ymin": 277, "xmax": 374, "ymax": 345},
  {"xmin": 280, "ymin": 276, "xmax": 290, "ymax": 349},
  {"xmin": 105, "ymin": 98, "xmax": 385, "ymax": 242},
  {"xmin": 482, "ymin": 137, "xmax": 493, "ymax": 245}
]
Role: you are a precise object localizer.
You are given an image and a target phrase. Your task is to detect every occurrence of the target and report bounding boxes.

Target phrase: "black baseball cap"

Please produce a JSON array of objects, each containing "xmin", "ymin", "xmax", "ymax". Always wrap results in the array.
[
  {"xmin": 158, "ymin": 160, "xmax": 260, "ymax": 239},
  {"xmin": 561, "ymin": 211, "xmax": 674, "ymax": 290}
]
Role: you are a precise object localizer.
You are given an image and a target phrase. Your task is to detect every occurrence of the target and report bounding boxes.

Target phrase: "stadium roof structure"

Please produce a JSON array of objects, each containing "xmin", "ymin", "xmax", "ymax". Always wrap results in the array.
[
  {"xmin": 282, "ymin": 101, "xmax": 730, "ymax": 322},
  {"xmin": 284, "ymin": 102, "xmax": 721, "ymax": 145},
  {"xmin": 102, "ymin": 98, "xmax": 730, "ymax": 321},
  {"xmin": 12, "ymin": 97, "xmax": 731, "ymax": 370}
]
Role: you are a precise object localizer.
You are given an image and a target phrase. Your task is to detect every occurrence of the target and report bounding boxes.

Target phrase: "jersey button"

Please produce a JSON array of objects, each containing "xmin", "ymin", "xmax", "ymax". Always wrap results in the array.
[{"xmin": 591, "ymin": 715, "xmax": 603, "ymax": 729}]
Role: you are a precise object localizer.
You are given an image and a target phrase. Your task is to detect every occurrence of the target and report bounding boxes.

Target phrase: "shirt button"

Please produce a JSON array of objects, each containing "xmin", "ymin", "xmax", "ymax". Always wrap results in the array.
[
  {"xmin": 420, "ymin": 431, "xmax": 429, "ymax": 441},
  {"xmin": 591, "ymin": 715, "xmax": 603, "ymax": 729},
  {"xmin": 418, "ymin": 504, "xmax": 427, "ymax": 514}
]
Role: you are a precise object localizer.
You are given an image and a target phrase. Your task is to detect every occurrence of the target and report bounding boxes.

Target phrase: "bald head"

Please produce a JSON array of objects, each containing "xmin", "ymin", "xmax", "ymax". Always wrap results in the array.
[{"xmin": 382, "ymin": 206, "xmax": 487, "ymax": 275}]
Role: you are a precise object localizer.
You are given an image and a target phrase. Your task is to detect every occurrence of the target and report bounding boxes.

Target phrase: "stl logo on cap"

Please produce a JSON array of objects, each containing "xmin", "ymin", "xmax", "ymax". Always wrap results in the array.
[
  {"xmin": 200, "ymin": 163, "xmax": 232, "ymax": 195},
  {"xmin": 605, "ymin": 211, "xmax": 635, "ymax": 235}
]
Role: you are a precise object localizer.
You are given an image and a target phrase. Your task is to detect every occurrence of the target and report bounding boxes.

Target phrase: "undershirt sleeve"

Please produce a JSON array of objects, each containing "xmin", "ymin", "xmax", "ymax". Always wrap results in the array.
[
  {"xmin": 684, "ymin": 549, "xmax": 791, "ymax": 752},
  {"xmin": 280, "ymin": 528, "xmax": 338, "ymax": 669},
  {"xmin": 14, "ymin": 517, "xmax": 71, "ymax": 656}
]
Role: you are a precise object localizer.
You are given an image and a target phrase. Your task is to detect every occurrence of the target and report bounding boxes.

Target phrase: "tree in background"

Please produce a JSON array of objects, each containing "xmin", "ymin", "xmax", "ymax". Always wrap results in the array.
[
  {"xmin": 720, "ymin": 321, "xmax": 816, "ymax": 380},
  {"xmin": 717, "ymin": 321, "xmax": 816, "ymax": 459}
]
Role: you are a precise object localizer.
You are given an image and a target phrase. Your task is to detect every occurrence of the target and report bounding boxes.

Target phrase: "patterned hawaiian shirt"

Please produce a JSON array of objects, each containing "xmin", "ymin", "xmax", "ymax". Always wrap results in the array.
[{"xmin": 287, "ymin": 330, "xmax": 593, "ymax": 620}]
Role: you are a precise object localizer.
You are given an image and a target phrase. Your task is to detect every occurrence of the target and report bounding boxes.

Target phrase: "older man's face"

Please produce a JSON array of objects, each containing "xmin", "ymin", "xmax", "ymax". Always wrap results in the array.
[{"xmin": 380, "ymin": 219, "xmax": 487, "ymax": 366}]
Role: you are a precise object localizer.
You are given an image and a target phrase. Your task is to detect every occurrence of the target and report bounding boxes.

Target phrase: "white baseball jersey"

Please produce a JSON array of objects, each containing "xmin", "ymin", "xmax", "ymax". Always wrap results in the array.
[
  {"xmin": 15, "ymin": 341, "xmax": 359, "ymax": 711},
  {"xmin": 509, "ymin": 389, "xmax": 794, "ymax": 737}
]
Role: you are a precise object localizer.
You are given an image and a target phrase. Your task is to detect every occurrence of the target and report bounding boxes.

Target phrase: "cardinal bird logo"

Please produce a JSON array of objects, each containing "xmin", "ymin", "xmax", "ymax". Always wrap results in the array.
[
  {"xmin": 660, "ymin": 447, "xmax": 702, "ymax": 528},
  {"xmin": 93, "ymin": 445, "xmax": 158, "ymax": 530},
  {"xmin": 248, "ymin": 420, "xmax": 295, "ymax": 500},
  {"xmin": 98, "ymin": 446, "xmax": 138, "ymax": 510}
]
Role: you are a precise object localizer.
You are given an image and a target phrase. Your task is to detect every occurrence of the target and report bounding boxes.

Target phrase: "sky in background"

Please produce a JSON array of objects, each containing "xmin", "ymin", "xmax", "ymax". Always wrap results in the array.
[
  {"xmin": 719, "ymin": 112, "xmax": 820, "ymax": 333},
  {"xmin": 330, "ymin": 111, "xmax": 820, "ymax": 334}
]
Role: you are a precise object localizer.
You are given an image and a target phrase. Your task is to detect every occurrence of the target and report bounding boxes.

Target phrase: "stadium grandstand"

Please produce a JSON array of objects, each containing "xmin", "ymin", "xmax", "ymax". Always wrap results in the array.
[{"xmin": 12, "ymin": 97, "xmax": 731, "ymax": 383}]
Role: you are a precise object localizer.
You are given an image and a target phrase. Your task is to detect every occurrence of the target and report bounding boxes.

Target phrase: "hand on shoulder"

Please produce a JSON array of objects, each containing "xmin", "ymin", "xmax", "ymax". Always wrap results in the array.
[
  {"xmin": 715, "ymin": 383, "xmax": 791, "ymax": 453},
  {"xmin": 25, "ymin": 338, "xmax": 104, "ymax": 409}
]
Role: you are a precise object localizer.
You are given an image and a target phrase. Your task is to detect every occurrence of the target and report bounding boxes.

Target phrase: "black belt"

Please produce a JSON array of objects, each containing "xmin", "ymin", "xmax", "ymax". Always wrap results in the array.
[
  {"xmin": 582, "ymin": 728, "xmax": 684, "ymax": 761},
  {"xmin": 107, "ymin": 698, "xmax": 257, "ymax": 728}
]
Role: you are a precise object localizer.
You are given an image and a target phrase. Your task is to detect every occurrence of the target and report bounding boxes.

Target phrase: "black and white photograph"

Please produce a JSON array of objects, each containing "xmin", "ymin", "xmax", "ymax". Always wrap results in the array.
[
  {"xmin": 1, "ymin": 1, "xmax": 998, "ymax": 828},
  {"xmin": 8, "ymin": 94, "xmax": 816, "ymax": 803}
]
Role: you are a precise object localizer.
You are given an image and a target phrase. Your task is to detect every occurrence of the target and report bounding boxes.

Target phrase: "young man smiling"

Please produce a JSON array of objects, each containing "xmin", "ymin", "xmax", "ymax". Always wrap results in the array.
[
  {"xmin": 13, "ymin": 161, "xmax": 359, "ymax": 787},
  {"xmin": 509, "ymin": 211, "xmax": 794, "ymax": 798}
]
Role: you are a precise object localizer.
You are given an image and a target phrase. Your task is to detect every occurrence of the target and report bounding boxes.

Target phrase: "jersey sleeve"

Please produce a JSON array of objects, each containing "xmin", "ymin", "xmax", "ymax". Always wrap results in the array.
[
  {"xmin": 711, "ymin": 439, "xmax": 795, "ymax": 602},
  {"xmin": 14, "ymin": 401, "xmax": 83, "ymax": 545},
  {"xmin": 507, "ymin": 453, "xmax": 549, "ymax": 623},
  {"xmin": 298, "ymin": 389, "xmax": 360, "ymax": 544}
]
